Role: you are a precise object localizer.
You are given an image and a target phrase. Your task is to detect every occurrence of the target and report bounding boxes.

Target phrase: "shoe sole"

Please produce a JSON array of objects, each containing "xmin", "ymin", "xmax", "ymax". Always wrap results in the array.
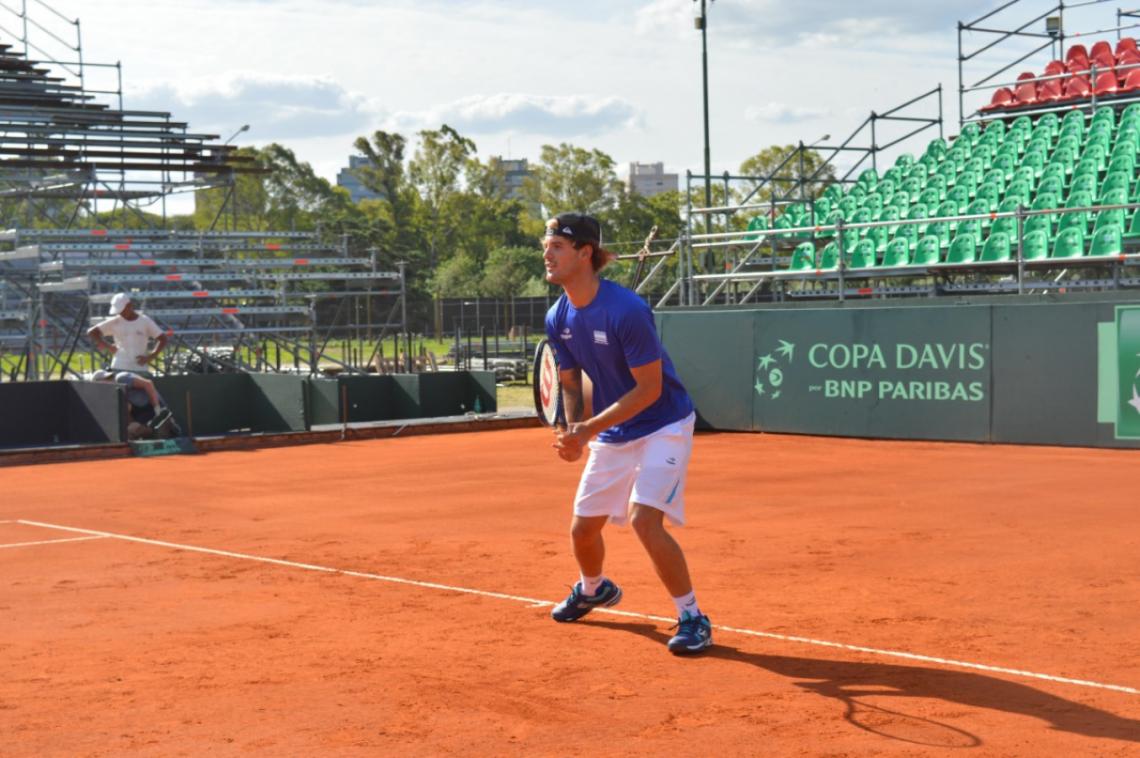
[
  {"xmin": 551, "ymin": 586, "xmax": 622, "ymax": 623},
  {"xmin": 668, "ymin": 638, "xmax": 712, "ymax": 655}
]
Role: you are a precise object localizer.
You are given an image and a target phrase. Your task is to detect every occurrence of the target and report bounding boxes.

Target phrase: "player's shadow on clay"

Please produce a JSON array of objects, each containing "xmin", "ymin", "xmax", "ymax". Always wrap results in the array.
[{"xmin": 590, "ymin": 619, "xmax": 1140, "ymax": 747}]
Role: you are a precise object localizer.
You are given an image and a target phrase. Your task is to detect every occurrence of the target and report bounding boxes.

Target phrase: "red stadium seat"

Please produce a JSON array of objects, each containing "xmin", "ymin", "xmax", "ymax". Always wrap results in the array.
[
  {"xmin": 1117, "ymin": 37, "xmax": 1138, "ymax": 58},
  {"xmin": 1066, "ymin": 60, "xmax": 1091, "ymax": 79},
  {"xmin": 1091, "ymin": 49, "xmax": 1115, "ymax": 72},
  {"xmin": 1064, "ymin": 75, "xmax": 1092, "ymax": 100},
  {"xmin": 1044, "ymin": 60, "xmax": 1067, "ymax": 77},
  {"xmin": 1121, "ymin": 68, "xmax": 1140, "ymax": 92},
  {"xmin": 1038, "ymin": 76, "xmax": 1064, "ymax": 102},
  {"xmin": 1066, "ymin": 44, "xmax": 1089, "ymax": 68},
  {"xmin": 1013, "ymin": 73, "xmax": 1038, "ymax": 105},
  {"xmin": 1091, "ymin": 40, "xmax": 1114, "ymax": 64},
  {"xmin": 1094, "ymin": 70, "xmax": 1119, "ymax": 96},
  {"xmin": 981, "ymin": 87, "xmax": 1014, "ymax": 111}
]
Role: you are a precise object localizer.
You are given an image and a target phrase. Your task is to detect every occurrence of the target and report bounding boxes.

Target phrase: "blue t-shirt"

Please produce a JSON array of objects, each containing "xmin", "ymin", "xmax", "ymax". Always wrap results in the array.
[{"xmin": 545, "ymin": 279, "xmax": 694, "ymax": 443}]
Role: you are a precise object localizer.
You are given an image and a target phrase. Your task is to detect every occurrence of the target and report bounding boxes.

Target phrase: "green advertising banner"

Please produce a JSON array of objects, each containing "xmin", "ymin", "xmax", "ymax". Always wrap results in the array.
[
  {"xmin": 751, "ymin": 307, "xmax": 993, "ymax": 441},
  {"xmin": 1117, "ymin": 306, "xmax": 1140, "ymax": 440}
]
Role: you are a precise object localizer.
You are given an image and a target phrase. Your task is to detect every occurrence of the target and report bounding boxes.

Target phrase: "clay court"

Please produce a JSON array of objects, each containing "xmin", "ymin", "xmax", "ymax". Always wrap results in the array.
[{"xmin": 1, "ymin": 428, "xmax": 1138, "ymax": 755}]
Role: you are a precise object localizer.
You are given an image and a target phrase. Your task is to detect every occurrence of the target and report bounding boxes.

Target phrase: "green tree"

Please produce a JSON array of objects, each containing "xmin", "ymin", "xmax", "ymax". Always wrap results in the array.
[
  {"xmin": 352, "ymin": 130, "xmax": 420, "ymax": 258},
  {"xmin": 521, "ymin": 143, "xmax": 623, "ymax": 227},
  {"xmin": 430, "ymin": 251, "xmax": 482, "ymax": 298},
  {"xmin": 737, "ymin": 144, "xmax": 836, "ymax": 209},
  {"xmin": 480, "ymin": 245, "xmax": 544, "ymax": 299},
  {"xmin": 409, "ymin": 125, "xmax": 477, "ymax": 271}
]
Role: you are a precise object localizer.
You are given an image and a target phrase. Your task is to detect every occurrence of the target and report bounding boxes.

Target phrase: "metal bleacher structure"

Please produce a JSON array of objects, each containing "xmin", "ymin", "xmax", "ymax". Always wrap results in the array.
[
  {"xmin": 651, "ymin": 0, "xmax": 1140, "ymax": 308},
  {"xmin": 0, "ymin": 3, "xmax": 404, "ymax": 381}
]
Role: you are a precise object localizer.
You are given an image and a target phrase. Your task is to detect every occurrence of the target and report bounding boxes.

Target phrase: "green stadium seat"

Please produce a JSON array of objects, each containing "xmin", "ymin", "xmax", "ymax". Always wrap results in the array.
[
  {"xmin": 1125, "ymin": 209, "xmax": 1140, "ymax": 240},
  {"xmin": 901, "ymin": 177, "xmax": 925, "ymax": 196},
  {"xmin": 822, "ymin": 184, "xmax": 844, "ymax": 203},
  {"xmin": 912, "ymin": 235, "xmax": 943, "ymax": 264},
  {"xmin": 889, "ymin": 190, "xmax": 910, "ymax": 210},
  {"xmin": 981, "ymin": 231, "xmax": 1012, "ymax": 262},
  {"xmin": 1094, "ymin": 207, "xmax": 1126, "ymax": 233},
  {"xmin": 745, "ymin": 215, "xmax": 769, "ymax": 241},
  {"xmin": 1031, "ymin": 192, "xmax": 1061, "ymax": 211},
  {"xmin": 865, "ymin": 224, "xmax": 890, "ymax": 253},
  {"xmin": 849, "ymin": 238, "xmax": 878, "ymax": 269},
  {"xmin": 789, "ymin": 242, "xmax": 817, "ymax": 271},
  {"xmin": 1099, "ymin": 171, "xmax": 1131, "ymax": 198},
  {"xmin": 1065, "ymin": 190, "xmax": 1093, "ymax": 210},
  {"xmin": 1089, "ymin": 224, "xmax": 1124, "ymax": 257},
  {"xmin": 1061, "ymin": 108, "xmax": 1085, "ymax": 132},
  {"xmin": 1020, "ymin": 151, "xmax": 1045, "ymax": 179},
  {"xmin": 773, "ymin": 211, "xmax": 797, "ymax": 238},
  {"xmin": 1059, "ymin": 210, "xmax": 1088, "ymax": 234},
  {"xmin": 860, "ymin": 192, "xmax": 884, "ymax": 213},
  {"xmin": 927, "ymin": 172, "xmax": 950, "ymax": 199},
  {"xmin": 1039, "ymin": 165, "xmax": 1066, "ymax": 190},
  {"xmin": 957, "ymin": 218, "xmax": 982, "ymax": 240},
  {"xmin": 925, "ymin": 220, "xmax": 951, "ymax": 249},
  {"xmin": 976, "ymin": 183, "xmax": 1001, "ymax": 211},
  {"xmin": 1080, "ymin": 143, "xmax": 1107, "ymax": 171},
  {"xmin": 882, "ymin": 237, "xmax": 911, "ymax": 266},
  {"xmin": 882, "ymin": 166, "xmax": 906, "ymax": 184},
  {"xmin": 917, "ymin": 187, "xmax": 941, "ymax": 208},
  {"xmin": 894, "ymin": 220, "xmax": 920, "ymax": 250},
  {"xmin": 991, "ymin": 198, "xmax": 1022, "ymax": 237},
  {"xmin": 818, "ymin": 241, "xmax": 839, "ymax": 270},
  {"xmin": 1051, "ymin": 226, "xmax": 1085, "ymax": 258},
  {"xmin": 1010, "ymin": 165, "xmax": 1037, "ymax": 191},
  {"xmin": 1056, "ymin": 133, "xmax": 1081, "ymax": 154},
  {"xmin": 947, "ymin": 232, "xmax": 978, "ymax": 264},
  {"xmin": 960, "ymin": 122, "xmax": 982, "ymax": 142},
  {"xmin": 1025, "ymin": 212, "xmax": 1054, "ymax": 241},
  {"xmin": 850, "ymin": 207, "xmax": 873, "ymax": 234},
  {"xmin": 966, "ymin": 199, "xmax": 991, "ymax": 228},
  {"xmin": 894, "ymin": 153, "xmax": 915, "ymax": 169},
  {"xmin": 1003, "ymin": 179, "xmax": 1031, "ymax": 205},
  {"xmin": 812, "ymin": 197, "xmax": 832, "ymax": 219},
  {"xmin": 1099, "ymin": 188, "xmax": 1127, "ymax": 207},
  {"xmin": 924, "ymin": 139, "xmax": 948, "ymax": 159},
  {"xmin": 818, "ymin": 209, "xmax": 842, "ymax": 237},
  {"xmin": 964, "ymin": 157, "xmax": 987, "ymax": 176},
  {"xmin": 1107, "ymin": 153, "xmax": 1135, "ymax": 176},
  {"xmin": 878, "ymin": 204, "xmax": 901, "ymax": 230},
  {"xmin": 847, "ymin": 182, "xmax": 867, "ymax": 200},
  {"xmin": 946, "ymin": 185, "xmax": 970, "ymax": 213},
  {"xmin": 1038, "ymin": 173, "xmax": 1067, "ymax": 198},
  {"xmin": 982, "ymin": 167, "xmax": 1006, "ymax": 190},
  {"xmin": 1051, "ymin": 146, "xmax": 1077, "ymax": 169},
  {"xmin": 839, "ymin": 197, "xmax": 859, "ymax": 217},
  {"xmin": 992, "ymin": 153, "xmax": 1016, "ymax": 180},
  {"xmin": 1068, "ymin": 174, "xmax": 1098, "ymax": 200},
  {"xmin": 1092, "ymin": 106, "xmax": 1115, "ymax": 128},
  {"xmin": 1022, "ymin": 229, "xmax": 1049, "ymax": 260},
  {"xmin": 1036, "ymin": 112, "xmax": 1060, "ymax": 136},
  {"xmin": 857, "ymin": 168, "xmax": 879, "ymax": 190}
]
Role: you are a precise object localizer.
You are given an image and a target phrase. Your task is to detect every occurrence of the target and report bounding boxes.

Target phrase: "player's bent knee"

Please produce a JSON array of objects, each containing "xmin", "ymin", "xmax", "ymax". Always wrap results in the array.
[
  {"xmin": 570, "ymin": 515, "xmax": 607, "ymax": 542},
  {"xmin": 629, "ymin": 504, "xmax": 665, "ymax": 540}
]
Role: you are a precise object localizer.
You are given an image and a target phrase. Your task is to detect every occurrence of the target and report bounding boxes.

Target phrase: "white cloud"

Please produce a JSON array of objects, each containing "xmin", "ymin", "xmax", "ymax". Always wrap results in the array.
[
  {"xmin": 745, "ymin": 102, "xmax": 831, "ymax": 123},
  {"xmin": 127, "ymin": 74, "xmax": 378, "ymax": 141},
  {"xmin": 387, "ymin": 93, "xmax": 642, "ymax": 137}
]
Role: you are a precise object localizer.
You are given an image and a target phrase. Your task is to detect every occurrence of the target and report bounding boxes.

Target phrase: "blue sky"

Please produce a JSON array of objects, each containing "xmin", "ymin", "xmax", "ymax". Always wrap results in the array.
[{"xmin": 27, "ymin": 1, "xmax": 1128, "ymax": 189}]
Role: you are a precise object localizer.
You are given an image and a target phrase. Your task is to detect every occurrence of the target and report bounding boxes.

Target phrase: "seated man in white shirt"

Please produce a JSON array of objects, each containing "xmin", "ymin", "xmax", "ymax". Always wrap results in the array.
[{"xmin": 87, "ymin": 293, "xmax": 167, "ymax": 374}]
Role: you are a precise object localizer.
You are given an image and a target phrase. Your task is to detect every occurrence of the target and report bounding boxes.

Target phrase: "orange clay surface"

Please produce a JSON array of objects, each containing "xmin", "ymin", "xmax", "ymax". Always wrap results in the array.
[{"xmin": 1, "ymin": 429, "xmax": 1138, "ymax": 756}]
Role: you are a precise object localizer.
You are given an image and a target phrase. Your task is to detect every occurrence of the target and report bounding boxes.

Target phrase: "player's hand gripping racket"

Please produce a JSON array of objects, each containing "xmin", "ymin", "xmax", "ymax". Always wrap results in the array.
[{"xmin": 532, "ymin": 338, "xmax": 565, "ymax": 428}]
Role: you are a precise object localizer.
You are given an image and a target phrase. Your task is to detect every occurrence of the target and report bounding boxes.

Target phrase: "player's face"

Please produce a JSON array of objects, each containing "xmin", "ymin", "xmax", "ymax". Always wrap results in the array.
[{"xmin": 542, "ymin": 235, "xmax": 587, "ymax": 285}]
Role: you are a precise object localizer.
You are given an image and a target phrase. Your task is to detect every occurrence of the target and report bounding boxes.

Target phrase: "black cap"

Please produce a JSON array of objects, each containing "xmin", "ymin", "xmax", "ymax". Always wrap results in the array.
[{"xmin": 545, "ymin": 213, "xmax": 602, "ymax": 245}]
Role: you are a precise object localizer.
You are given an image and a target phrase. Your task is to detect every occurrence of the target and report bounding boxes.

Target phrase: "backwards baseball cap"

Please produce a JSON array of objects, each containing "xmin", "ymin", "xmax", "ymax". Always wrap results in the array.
[
  {"xmin": 108, "ymin": 292, "xmax": 131, "ymax": 316},
  {"xmin": 545, "ymin": 213, "xmax": 616, "ymax": 270}
]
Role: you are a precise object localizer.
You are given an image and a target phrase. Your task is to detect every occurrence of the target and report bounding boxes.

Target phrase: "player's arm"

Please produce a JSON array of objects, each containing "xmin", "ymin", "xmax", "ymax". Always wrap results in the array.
[
  {"xmin": 560, "ymin": 367, "xmax": 586, "ymax": 424},
  {"xmin": 578, "ymin": 359, "xmax": 662, "ymax": 439},
  {"xmin": 144, "ymin": 332, "xmax": 168, "ymax": 364},
  {"xmin": 555, "ymin": 360, "xmax": 662, "ymax": 456},
  {"xmin": 87, "ymin": 325, "xmax": 116, "ymax": 354}
]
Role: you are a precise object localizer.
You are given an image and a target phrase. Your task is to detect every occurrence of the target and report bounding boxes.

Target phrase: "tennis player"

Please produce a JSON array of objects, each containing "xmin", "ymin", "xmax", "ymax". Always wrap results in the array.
[{"xmin": 542, "ymin": 212, "xmax": 711, "ymax": 655}]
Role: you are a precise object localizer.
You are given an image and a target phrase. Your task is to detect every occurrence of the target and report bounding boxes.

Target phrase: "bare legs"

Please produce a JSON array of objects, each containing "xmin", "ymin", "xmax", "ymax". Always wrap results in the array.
[{"xmin": 568, "ymin": 504, "xmax": 692, "ymax": 597}]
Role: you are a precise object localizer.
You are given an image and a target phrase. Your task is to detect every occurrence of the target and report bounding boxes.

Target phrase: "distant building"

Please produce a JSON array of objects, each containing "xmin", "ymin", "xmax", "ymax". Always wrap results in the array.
[
  {"xmin": 489, "ymin": 156, "xmax": 540, "ymax": 215},
  {"xmin": 628, "ymin": 162, "xmax": 678, "ymax": 197},
  {"xmin": 337, "ymin": 155, "xmax": 383, "ymax": 203}
]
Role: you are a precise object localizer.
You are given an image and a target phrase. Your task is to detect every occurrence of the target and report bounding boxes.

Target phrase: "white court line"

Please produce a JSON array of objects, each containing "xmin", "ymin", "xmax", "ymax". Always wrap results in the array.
[
  {"xmin": 15, "ymin": 517, "xmax": 1139, "ymax": 697},
  {"xmin": 0, "ymin": 535, "xmax": 107, "ymax": 550}
]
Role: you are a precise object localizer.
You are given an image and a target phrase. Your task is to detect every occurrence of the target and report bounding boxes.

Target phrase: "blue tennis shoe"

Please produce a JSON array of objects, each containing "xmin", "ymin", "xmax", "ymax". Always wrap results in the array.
[
  {"xmin": 551, "ymin": 579, "xmax": 622, "ymax": 622},
  {"xmin": 667, "ymin": 611, "xmax": 713, "ymax": 654}
]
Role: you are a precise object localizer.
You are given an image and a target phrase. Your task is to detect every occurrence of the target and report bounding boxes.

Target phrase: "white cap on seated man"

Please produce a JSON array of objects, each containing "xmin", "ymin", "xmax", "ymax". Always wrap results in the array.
[{"xmin": 87, "ymin": 293, "xmax": 168, "ymax": 373}]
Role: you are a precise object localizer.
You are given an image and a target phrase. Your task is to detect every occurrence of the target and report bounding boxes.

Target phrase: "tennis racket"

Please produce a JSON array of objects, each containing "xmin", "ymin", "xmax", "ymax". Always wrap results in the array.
[{"xmin": 532, "ymin": 338, "xmax": 565, "ymax": 427}]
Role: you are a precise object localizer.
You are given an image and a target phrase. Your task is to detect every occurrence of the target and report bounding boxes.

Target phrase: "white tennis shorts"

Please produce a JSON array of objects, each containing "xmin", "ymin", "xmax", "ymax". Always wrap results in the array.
[{"xmin": 573, "ymin": 412, "xmax": 696, "ymax": 526}]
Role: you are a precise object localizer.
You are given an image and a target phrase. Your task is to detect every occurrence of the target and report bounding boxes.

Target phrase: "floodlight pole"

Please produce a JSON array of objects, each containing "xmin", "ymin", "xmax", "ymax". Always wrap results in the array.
[{"xmin": 696, "ymin": 0, "xmax": 713, "ymax": 240}]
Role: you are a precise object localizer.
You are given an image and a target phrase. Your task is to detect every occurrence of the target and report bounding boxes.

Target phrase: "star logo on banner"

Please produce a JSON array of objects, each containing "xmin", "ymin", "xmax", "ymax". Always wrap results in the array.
[
  {"xmin": 776, "ymin": 340, "xmax": 796, "ymax": 361},
  {"xmin": 1129, "ymin": 384, "xmax": 1140, "ymax": 416},
  {"xmin": 754, "ymin": 379, "xmax": 765, "ymax": 396},
  {"xmin": 757, "ymin": 353, "xmax": 775, "ymax": 370}
]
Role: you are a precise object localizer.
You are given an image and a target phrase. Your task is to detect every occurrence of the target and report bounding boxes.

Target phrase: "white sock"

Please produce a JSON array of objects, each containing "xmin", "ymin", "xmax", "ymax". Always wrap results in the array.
[
  {"xmin": 672, "ymin": 590, "xmax": 700, "ymax": 618},
  {"xmin": 581, "ymin": 574, "xmax": 605, "ymax": 596}
]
